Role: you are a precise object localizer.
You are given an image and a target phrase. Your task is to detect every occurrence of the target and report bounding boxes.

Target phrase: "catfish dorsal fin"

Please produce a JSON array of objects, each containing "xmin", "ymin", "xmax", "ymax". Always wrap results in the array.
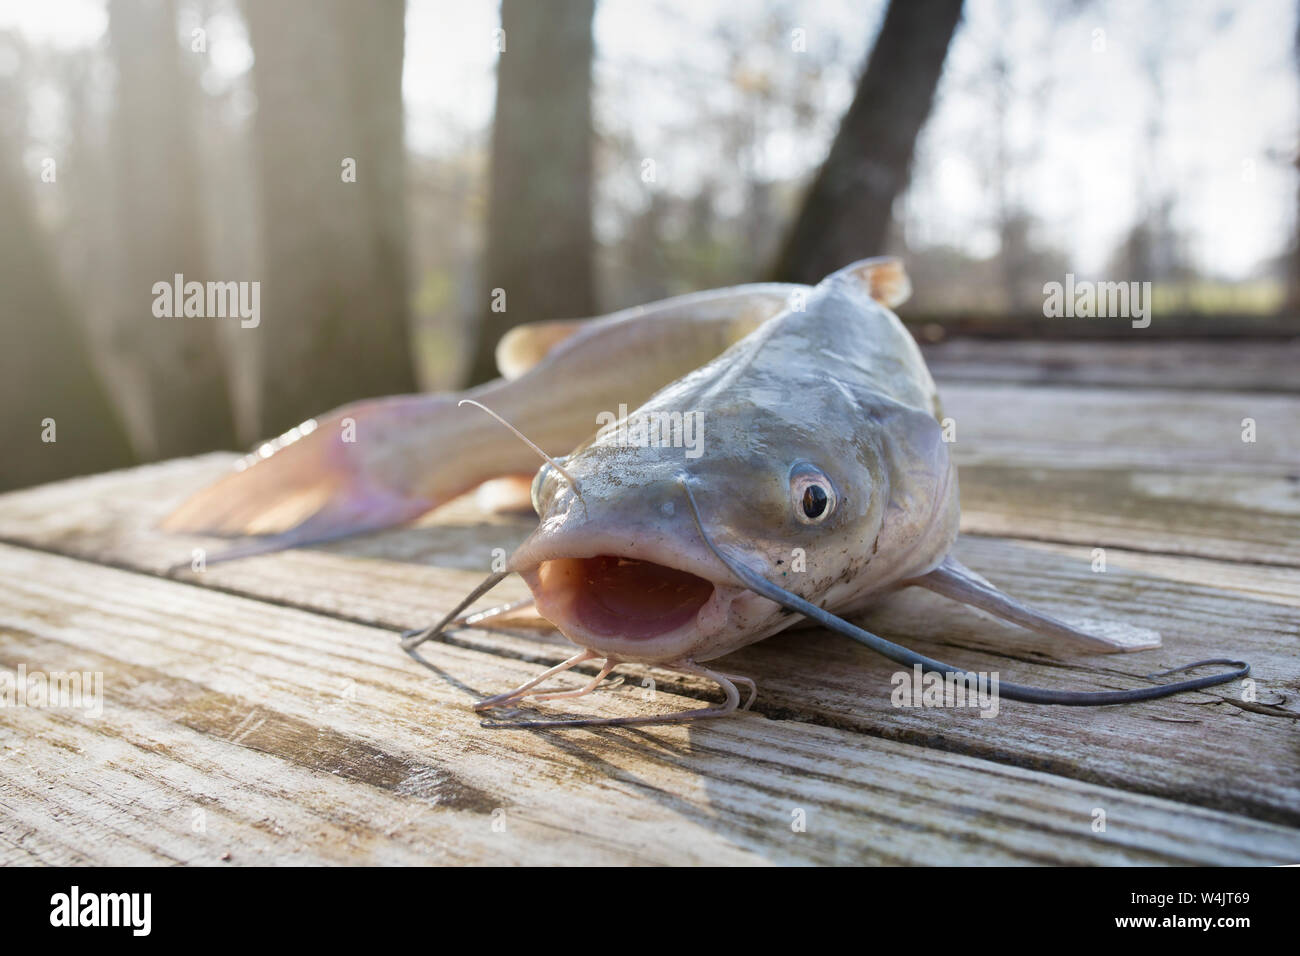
[{"xmin": 825, "ymin": 256, "xmax": 912, "ymax": 309}]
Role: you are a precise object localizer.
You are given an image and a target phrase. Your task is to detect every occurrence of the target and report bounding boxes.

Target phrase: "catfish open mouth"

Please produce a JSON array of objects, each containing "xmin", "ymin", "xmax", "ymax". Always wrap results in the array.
[{"xmin": 535, "ymin": 555, "xmax": 717, "ymax": 640}]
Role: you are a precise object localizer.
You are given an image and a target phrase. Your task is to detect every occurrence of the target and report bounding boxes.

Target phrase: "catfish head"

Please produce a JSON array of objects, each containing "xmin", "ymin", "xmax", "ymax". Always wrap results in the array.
[{"xmin": 507, "ymin": 265, "xmax": 960, "ymax": 666}]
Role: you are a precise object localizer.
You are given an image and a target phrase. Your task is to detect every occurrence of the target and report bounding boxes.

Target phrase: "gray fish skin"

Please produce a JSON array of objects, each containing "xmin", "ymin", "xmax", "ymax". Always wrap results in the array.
[{"xmin": 512, "ymin": 261, "xmax": 959, "ymax": 664}]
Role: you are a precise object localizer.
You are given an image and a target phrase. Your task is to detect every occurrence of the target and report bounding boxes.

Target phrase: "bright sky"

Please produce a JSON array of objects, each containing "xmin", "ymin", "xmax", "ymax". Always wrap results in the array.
[{"xmin": 2, "ymin": 0, "xmax": 1294, "ymax": 278}]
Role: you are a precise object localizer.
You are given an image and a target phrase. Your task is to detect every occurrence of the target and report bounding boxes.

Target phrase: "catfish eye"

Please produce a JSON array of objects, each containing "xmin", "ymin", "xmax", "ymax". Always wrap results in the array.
[
  {"xmin": 531, "ymin": 461, "xmax": 555, "ymax": 516},
  {"xmin": 790, "ymin": 463, "xmax": 836, "ymax": 525},
  {"xmin": 802, "ymin": 484, "xmax": 828, "ymax": 518}
]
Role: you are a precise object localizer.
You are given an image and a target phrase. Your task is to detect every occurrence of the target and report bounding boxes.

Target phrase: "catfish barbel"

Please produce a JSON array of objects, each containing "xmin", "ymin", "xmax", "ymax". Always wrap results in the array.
[{"xmin": 164, "ymin": 259, "xmax": 1248, "ymax": 728}]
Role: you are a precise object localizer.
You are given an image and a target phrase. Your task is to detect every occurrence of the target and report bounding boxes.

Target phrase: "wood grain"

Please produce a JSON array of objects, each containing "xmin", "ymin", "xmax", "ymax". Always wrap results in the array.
[
  {"xmin": 1, "ymin": 545, "xmax": 1294, "ymax": 865},
  {"xmin": 0, "ymin": 454, "xmax": 1296, "ymax": 825}
]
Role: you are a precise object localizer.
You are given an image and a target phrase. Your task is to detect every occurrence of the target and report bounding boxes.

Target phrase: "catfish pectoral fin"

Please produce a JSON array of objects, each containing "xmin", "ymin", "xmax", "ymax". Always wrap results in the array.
[{"xmin": 908, "ymin": 555, "xmax": 1162, "ymax": 654}]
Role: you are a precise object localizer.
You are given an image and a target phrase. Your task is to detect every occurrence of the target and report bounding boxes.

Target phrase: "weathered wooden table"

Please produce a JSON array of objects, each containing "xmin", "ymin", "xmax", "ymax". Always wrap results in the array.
[{"xmin": 1, "ymin": 341, "xmax": 1297, "ymax": 865}]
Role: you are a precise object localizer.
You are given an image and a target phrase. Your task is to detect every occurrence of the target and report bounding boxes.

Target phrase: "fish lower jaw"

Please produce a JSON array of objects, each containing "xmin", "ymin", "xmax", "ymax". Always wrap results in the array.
[{"xmin": 517, "ymin": 555, "xmax": 746, "ymax": 663}]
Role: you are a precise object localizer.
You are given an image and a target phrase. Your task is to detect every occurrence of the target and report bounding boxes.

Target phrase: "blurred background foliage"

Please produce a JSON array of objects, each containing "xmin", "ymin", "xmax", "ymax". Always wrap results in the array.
[{"xmin": 0, "ymin": 0, "xmax": 1296, "ymax": 490}]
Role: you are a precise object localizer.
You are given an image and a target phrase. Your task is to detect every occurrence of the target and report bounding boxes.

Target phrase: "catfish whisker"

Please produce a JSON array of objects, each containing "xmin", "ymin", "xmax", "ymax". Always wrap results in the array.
[{"xmin": 458, "ymin": 399, "xmax": 583, "ymax": 496}]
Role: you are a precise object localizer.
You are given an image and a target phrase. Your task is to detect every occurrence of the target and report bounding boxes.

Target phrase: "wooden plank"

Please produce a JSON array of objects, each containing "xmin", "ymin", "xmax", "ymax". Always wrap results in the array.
[
  {"xmin": 941, "ymin": 383, "xmax": 1298, "ymax": 473},
  {"xmin": 938, "ymin": 384, "xmax": 1300, "ymax": 564},
  {"xmin": 922, "ymin": 339, "xmax": 1300, "ymax": 393},
  {"xmin": 1, "ymin": 544, "xmax": 1295, "ymax": 865},
  {"xmin": 957, "ymin": 464, "xmax": 1300, "ymax": 565},
  {"xmin": 0, "ymin": 455, "xmax": 1296, "ymax": 825}
]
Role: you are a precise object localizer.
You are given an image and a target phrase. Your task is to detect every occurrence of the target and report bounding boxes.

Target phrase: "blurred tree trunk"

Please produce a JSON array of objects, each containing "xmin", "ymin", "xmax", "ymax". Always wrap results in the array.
[
  {"xmin": 108, "ymin": 0, "xmax": 237, "ymax": 457},
  {"xmin": 244, "ymin": 0, "xmax": 415, "ymax": 436},
  {"xmin": 468, "ymin": 0, "xmax": 596, "ymax": 385},
  {"xmin": 772, "ymin": 0, "xmax": 964, "ymax": 284},
  {"xmin": 1292, "ymin": 1, "xmax": 1300, "ymax": 311},
  {"xmin": 0, "ymin": 163, "xmax": 135, "ymax": 491}
]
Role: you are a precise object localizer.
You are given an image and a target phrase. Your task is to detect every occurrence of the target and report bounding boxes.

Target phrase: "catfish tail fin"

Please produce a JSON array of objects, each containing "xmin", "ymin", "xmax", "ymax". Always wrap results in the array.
[{"xmin": 161, "ymin": 394, "xmax": 476, "ymax": 555}]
